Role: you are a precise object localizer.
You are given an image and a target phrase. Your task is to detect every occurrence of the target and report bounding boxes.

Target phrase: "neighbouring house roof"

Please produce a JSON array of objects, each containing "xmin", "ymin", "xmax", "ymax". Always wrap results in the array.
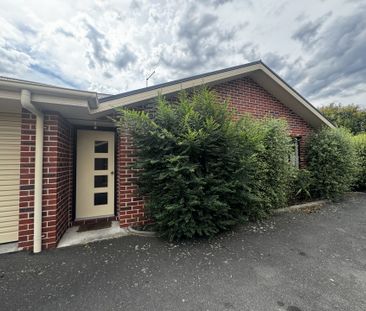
[{"xmin": 0, "ymin": 61, "xmax": 334, "ymax": 129}]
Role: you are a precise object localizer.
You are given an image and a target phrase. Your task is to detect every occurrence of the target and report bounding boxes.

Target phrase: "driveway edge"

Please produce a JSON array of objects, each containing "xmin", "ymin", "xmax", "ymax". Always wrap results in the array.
[{"xmin": 273, "ymin": 200, "xmax": 329, "ymax": 214}]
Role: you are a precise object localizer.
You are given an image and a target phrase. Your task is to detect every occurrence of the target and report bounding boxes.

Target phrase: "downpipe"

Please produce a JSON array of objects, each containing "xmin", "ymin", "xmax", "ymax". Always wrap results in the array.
[{"xmin": 20, "ymin": 89, "xmax": 43, "ymax": 253}]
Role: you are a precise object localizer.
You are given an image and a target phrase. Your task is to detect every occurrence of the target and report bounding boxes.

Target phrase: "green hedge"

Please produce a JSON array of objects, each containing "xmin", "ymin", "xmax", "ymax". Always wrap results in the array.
[
  {"xmin": 353, "ymin": 133, "xmax": 366, "ymax": 190},
  {"xmin": 115, "ymin": 88, "xmax": 361, "ymax": 239},
  {"xmin": 306, "ymin": 127, "xmax": 357, "ymax": 199},
  {"xmin": 241, "ymin": 118, "xmax": 293, "ymax": 218},
  {"xmin": 116, "ymin": 88, "xmax": 293, "ymax": 240}
]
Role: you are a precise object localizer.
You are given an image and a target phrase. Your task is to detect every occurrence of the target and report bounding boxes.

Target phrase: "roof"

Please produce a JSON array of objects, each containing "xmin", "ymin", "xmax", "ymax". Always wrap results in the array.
[
  {"xmin": 0, "ymin": 76, "xmax": 91, "ymax": 93},
  {"xmin": 93, "ymin": 61, "xmax": 334, "ymax": 129},
  {"xmin": 0, "ymin": 61, "xmax": 334, "ymax": 129},
  {"xmin": 99, "ymin": 60, "xmax": 262, "ymax": 103},
  {"xmin": 0, "ymin": 75, "xmax": 110, "ymax": 101}
]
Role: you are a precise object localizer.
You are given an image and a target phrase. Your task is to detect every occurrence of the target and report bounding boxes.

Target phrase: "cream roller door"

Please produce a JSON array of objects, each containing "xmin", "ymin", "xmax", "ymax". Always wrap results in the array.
[{"xmin": 0, "ymin": 112, "xmax": 21, "ymax": 244}]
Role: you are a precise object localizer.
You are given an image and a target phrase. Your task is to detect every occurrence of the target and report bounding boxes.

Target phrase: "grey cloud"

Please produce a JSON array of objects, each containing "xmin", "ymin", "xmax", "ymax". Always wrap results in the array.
[
  {"xmin": 86, "ymin": 51, "xmax": 96, "ymax": 69},
  {"xmin": 262, "ymin": 53, "xmax": 287, "ymax": 71},
  {"xmin": 85, "ymin": 23, "xmax": 109, "ymax": 67},
  {"xmin": 295, "ymin": 13, "xmax": 307, "ymax": 22},
  {"xmin": 0, "ymin": 43, "xmax": 81, "ymax": 89},
  {"xmin": 235, "ymin": 45, "xmax": 303, "ymax": 85},
  {"xmin": 103, "ymin": 71, "xmax": 113, "ymax": 79},
  {"xmin": 301, "ymin": 9, "xmax": 366, "ymax": 99},
  {"xmin": 267, "ymin": 1, "xmax": 289, "ymax": 17},
  {"xmin": 16, "ymin": 23, "xmax": 37, "ymax": 36},
  {"xmin": 56, "ymin": 28, "xmax": 75, "ymax": 38},
  {"xmin": 0, "ymin": 43, "xmax": 33, "ymax": 75},
  {"xmin": 211, "ymin": 0, "xmax": 233, "ymax": 5},
  {"xmin": 161, "ymin": 6, "xmax": 240, "ymax": 73},
  {"xmin": 177, "ymin": 13, "xmax": 218, "ymax": 39},
  {"xmin": 238, "ymin": 48, "xmax": 306, "ymax": 89},
  {"xmin": 30, "ymin": 63, "xmax": 81, "ymax": 88},
  {"xmin": 237, "ymin": 42, "xmax": 259, "ymax": 62},
  {"xmin": 161, "ymin": 12, "xmax": 218, "ymax": 71},
  {"xmin": 263, "ymin": 53, "xmax": 305, "ymax": 87},
  {"xmin": 235, "ymin": 45, "xmax": 307, "ymax": 97},
  {"xmin": 201, "ymin": 0, "xmax": 252, "ymax": 8},
  {"xmin": 114, "ymin": 45, "xmax": 137, "ymax": 69},
  {"xmin": 130, "ymin": 0, "xmax": 140, "ymax": 10},
  {"xmin": 0, "ymin": 50, "xmax": 15, "ymax": 74},
  {"xmin": 203, "ymin": 0, "xmax": 233, "ymax": 7},
  {"xmin": 292, "ymin": 12, "xmax": 332, "ymax": 47},
  {"xmin": 258, "ymin": 9, "xmax": 366, "ymax": 103},
  {"xmin": 257, "ymin": 9, "xmax": 366, "ymax": 103}
]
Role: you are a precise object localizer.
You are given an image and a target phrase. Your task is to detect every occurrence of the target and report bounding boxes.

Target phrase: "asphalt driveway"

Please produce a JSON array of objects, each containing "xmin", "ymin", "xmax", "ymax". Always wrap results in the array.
[{"xmin": 1, "ymin": 193, "xmax": 366, "ymax": 311}]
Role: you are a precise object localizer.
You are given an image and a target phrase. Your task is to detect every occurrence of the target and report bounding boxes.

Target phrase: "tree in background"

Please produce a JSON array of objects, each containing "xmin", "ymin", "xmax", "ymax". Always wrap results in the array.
[{"xmin": 320, "ymin": 103, "xmax": 366, "ymax": 134}]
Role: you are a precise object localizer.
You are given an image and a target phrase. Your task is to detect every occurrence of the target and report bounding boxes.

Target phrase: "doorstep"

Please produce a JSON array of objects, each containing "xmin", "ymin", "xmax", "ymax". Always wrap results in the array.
[
  {"xmin": 0, "ymin": 242, "xmax": 19, "ymax": 255},
  {"xmin": 57, "ymin": 221, "xmax": 129, "ymax": 248}
]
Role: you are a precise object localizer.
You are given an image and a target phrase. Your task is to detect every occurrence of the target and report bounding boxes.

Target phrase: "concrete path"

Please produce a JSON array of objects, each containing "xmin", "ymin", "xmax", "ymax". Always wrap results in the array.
[
  {"xmin": 1, "ymin": 193, "xmax": 366, "ymax": 311},
  {"xmin": 57, "ymin": 221, "xmax": 129, "ymax": 248}
]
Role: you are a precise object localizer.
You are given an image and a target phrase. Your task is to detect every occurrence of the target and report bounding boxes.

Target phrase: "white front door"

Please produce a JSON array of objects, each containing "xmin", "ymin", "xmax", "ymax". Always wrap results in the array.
[{"xmin": 76, "ymin": 130, "xmax": 115, "ymax": 219}]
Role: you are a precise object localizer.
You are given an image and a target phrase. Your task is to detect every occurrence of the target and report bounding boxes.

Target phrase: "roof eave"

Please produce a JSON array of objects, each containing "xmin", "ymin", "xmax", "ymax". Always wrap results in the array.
[
  {"xmin": 0, "ymin": 79, "xmax": 98, "ymax": 110},
  {"xmin": 90, "ymin": 61, "xmax": 333, "ymax": 129},
  {"xmin": 91, "ymin": 62, "xmax": 263, "ymax": 115}
]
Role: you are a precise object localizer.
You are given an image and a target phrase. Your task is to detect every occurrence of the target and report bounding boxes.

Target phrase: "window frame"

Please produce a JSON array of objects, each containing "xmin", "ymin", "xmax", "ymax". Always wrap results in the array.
[{"xmin": 289, "ymin": 136, "xmax": 301, "ymax": 169}]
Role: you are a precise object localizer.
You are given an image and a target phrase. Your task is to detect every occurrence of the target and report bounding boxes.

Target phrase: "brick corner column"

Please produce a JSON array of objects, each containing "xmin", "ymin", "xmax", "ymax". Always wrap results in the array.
[
  {"xmin": 18, "ymin": 111, "xmax": 73, "ymax": 251},
  {"xmin": 117, "ymin": 128, "xmax": 147, "ymax": 228},
  {"xmin": 18, "ymin": 111, "xmax": 36, "ymax": 250}
]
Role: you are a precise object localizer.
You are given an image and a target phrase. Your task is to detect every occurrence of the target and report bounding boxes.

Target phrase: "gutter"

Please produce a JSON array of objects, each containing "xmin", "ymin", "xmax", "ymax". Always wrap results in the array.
[
  {"xmin": 0, "ymin": 78, "xmax": 98, "ymax": 110},
  {"xmin": 20, "ymin": 90, "xmax": 43, "ymax": 253}
]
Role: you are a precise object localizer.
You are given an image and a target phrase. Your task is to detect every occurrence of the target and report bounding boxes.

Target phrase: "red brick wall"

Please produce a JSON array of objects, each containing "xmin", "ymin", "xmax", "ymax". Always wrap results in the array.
[
  {"xmin": 117, "ymin": 128, "xmax": 147, "ymax": 228},
  {"xmin": 18, "ymin": 111, "xmax": 73, "ymax": 250},
  {"xmin": 18, "ymin": 111, "xmax": 36, "ymax": 250},
  {"xmin": 17, "ymin": 77, "xmax": 315, "ymax": 247},
  {"xmin": 117, "ymin": 77, "xmax": 314, "ymax": 227},
  {"xmin": 213, "ymin": 77, "xmax": 313, "ymax": 166},
  {"xmin": 54, "ymin": 116, "xmax": 73, "ymax": 244}
]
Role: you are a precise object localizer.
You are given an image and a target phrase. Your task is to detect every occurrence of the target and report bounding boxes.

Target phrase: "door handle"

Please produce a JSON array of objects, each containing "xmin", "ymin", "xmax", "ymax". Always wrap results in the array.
[{"xmin": 111, "ymin": 171, "xmax": 114, "ymax": 175}]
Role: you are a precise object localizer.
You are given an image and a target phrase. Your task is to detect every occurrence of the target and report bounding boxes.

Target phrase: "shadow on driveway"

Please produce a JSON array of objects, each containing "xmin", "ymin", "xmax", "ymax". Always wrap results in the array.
[{"xmin": 1, "ymin": 193, "xmax": 366, "ymax": 311}]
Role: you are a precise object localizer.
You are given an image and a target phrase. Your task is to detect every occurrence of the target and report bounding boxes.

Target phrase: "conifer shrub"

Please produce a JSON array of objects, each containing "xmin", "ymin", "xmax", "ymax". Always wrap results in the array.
[
  {"xmin": 115, "ymin": 88, "xmax": 293, "ymax": 240},
  {"xmin": 352, "ymin": 133, "xmax": 366, "ymax": 190},
  {"xmin": 259, "ymin": 119, "xmax": 293, "ymax": 210},
  {"xmin": 306, "ymin": 127, "xmax": 357, "ymax": 199}
]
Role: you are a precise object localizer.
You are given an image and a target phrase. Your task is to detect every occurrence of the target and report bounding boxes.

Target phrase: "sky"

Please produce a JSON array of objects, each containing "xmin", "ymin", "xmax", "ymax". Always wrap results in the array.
[{"xmin": 0, "ymin": 0, "xmax": 365, "ymax": 107}]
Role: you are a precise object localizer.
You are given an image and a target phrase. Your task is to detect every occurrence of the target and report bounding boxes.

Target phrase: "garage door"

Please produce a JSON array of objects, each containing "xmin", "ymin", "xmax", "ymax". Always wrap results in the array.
[{"xmin": 0, "ymin": 112, "xmax": 21, "ymax": 244}]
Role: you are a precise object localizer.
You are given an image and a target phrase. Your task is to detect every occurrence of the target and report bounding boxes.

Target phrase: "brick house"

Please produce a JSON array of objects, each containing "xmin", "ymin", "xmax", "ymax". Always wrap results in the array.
[{"xmin": 0, "ymin": 61, "xmax": 333, "ymax": 252}]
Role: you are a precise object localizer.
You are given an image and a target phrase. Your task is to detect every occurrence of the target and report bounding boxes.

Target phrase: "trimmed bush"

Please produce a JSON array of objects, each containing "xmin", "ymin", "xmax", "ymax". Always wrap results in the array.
[
  {"xmin": 353, "ymin": 133, "xmax": 366, "ymax": 190},
  {"xmin": 116, "ymin": 88, "xmax": 293, "ymax": 240},
  {"xmin": 306, "ymin": 127, "xmax": 357, "ymax": 199},
  {"xmin": 260, "ymin": 119, "xmax": 293, "ymax": 209},
  {"xmin": 232, "ymin": 117, "xmax": 293, "ymax": 220}
]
